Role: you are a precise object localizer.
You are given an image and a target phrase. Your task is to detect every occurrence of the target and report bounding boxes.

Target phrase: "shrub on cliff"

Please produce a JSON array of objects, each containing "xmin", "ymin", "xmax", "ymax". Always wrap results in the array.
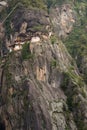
[
  {"xmin": 21, "ymin": 42, "xmax": 30, "ymax": 60},
  {"xmin": 8, "ymin": 0, "xmax": 47, "ymax": 10}
]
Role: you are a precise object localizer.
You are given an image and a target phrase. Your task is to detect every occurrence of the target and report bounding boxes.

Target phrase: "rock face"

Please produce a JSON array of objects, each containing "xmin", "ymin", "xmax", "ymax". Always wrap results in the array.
[
  {"xmin": 0, "ymin": 1, "xmax": 87, "ymax": 130},
  {"xmin": 12, "ymin": 7, "xmax": 50, "ymax": 33},
  {"xmin": 0, "ymin": 38, "xmax": 78, "ymax": 130},
  {"xmin": 50, "ymin": 4, "xmax": 76, "ymax": 38}
]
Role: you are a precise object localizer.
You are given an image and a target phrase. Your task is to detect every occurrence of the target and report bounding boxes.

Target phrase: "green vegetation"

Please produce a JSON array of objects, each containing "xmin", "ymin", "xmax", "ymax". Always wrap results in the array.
[
  {"xmin": 5, "ymin": 18, "xmax": 14, "ymax": 39},
  {"xmin": 3, "ymin": 0, "xmax": 47, "ymax": 37},
  {"xmin": 22, "ymin": 0, "xmax": 46, "ymax": 9},
  {"xmin": 32, "ymin": 25, "xmax": 44, "ymax": 31},
  {"xmin": 61, "ymin": 71, "xmax": 75, "ymax": 111},
  {"xmin": 67, "ymin": 66, "xmax": 85, "ymax": 87},
  {"xmin": 61, "ymin": 64, "xmax": 87, "ymax": 129},
  {"xmin": 64, "ymin": 22, "xmax": 87, "ymax": 61},
  {"xmin": 45, "ymin": 0, "xmax": 70, "ymax": 9},
  {"xmin": 30, "ymin": 25, "xmax": 48, "ymax": 33},
  {"xmin": 50, "ymin": 35, "xmax": 57, "ymax": 44},
  {"xmin": 63, "ymin": 1, "xmax": 87, "ymax": 83},
  {"xmin": 21, "ymin": 42, "xmax": 30, "ymax": 60},
  {"xmin": 75, "ymin": 117, "xmax": 87, "ymax": 130},
  {"xmin": 65, "ymin": 126, "xmax": 70, "ymax": 130},
  {"xmin": 61, "ymin": 72, "xmax": 69, "ymax": 91},
  {"xmin": 21, "ymin": 42, "xmax": 34, "ymax": 60},
  {"xmin": 8, "ymin": 0, "xmax": 47, "ymax": 9},
  {"xmin": 51, "ymin": 59, "xmax": 57, "ymax": 68},
  {"xmin": 4, "ymin": 58, "xmax": 12, "ymax": 87}
]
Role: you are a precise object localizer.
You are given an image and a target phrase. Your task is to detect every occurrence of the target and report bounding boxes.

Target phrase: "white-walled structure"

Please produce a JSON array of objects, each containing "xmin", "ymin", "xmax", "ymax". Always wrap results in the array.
[
  {"xmin": 13, "ymin": 45, "xmax": 22, "ymax": 51},
  {"xmin": 0, "ymin": 1, "xmax": 8, "ymax": 7},
  {"xmin": 31, "ymin": 36, "xmax": 40, "ymax": 43}
]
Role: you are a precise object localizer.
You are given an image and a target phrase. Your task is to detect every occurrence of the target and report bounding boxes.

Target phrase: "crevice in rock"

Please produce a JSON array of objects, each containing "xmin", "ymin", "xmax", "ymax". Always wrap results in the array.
[{"xmin": 0, "ymin": 119, "xmax": 5, "ymax": 130}]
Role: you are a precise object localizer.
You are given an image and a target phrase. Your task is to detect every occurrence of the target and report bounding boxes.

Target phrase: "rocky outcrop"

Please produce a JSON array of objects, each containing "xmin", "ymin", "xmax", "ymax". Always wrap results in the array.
[
  {"xmin": 50, "ymin": 4, "xmax": 76, "ymax": 38},
  {"xmin": 0, "ymin": 37, "xmax": 78, "ymax": 130},
  {"xmin": 0, "ymin": 1, "xmax": 8, "ymax": 12},
  {"xmin": 12, "ymin": 7, "xmax": 50, "ymax": 33},
  {"xmin": 0, "ymin": 1, "xmax": 87, "ymax": 130}
]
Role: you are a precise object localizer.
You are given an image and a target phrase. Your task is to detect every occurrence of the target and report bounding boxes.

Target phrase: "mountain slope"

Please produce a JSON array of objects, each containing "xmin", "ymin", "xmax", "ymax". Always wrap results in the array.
[{"xmin": 0, "ymin": 0, "xmax": 87, "ymax": 130}]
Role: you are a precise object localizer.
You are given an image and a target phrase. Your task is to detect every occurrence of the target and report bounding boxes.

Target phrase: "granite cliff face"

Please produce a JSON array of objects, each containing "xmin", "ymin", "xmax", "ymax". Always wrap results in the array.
[
  {"xmin": 0, "ymin": 1, "xmax": 87, "ymax": 130},
  {"xmin": 50, "ymin": 4, "xmax": 76, "ymax": 38}
]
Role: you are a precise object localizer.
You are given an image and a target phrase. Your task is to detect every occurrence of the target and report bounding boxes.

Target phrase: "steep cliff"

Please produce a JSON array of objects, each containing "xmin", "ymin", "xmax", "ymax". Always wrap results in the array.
[{"xmin": 0, "ymin": 0, "xmax": 87, "ymax": 130}]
